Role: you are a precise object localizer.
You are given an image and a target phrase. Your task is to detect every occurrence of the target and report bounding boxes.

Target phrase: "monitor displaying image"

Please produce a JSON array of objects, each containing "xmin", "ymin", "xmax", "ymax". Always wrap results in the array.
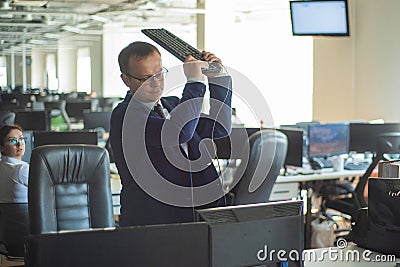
[{"xmin": 308, "ymin": 123, "xmax": 349, "ymax": 157}]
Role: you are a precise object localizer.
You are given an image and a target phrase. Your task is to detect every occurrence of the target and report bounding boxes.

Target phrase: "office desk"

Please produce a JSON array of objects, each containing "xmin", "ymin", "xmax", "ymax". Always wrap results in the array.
[
  {"xmin": 109, "ymin": 169, "xmax": 365, "ymax": 247},
  {"xmin": 276, "ymin": 169, "xmax": 365, "ymax": 184},
  {"xmin": 275, "ymin": 169, "xmax": 365, "ymax": 249},
  {"xmin": 304, "ymin": 244, "xmax": 399, "ymax": 267},
  {"xmin": 109, "ymin": 169, "xmax": 365, "ymax": 212}
]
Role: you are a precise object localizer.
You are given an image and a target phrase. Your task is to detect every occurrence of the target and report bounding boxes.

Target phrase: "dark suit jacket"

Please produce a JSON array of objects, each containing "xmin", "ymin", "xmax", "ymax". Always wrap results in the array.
[{"xmin": 110, "ymin": 76, "xmax": 232, "ymax": 226}]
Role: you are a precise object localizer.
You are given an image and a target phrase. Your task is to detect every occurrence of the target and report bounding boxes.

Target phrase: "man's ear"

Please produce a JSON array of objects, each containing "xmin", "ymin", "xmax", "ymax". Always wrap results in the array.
[{"xmin": 120, "ymin": 73, "xmax": 130, "ymax": 87}]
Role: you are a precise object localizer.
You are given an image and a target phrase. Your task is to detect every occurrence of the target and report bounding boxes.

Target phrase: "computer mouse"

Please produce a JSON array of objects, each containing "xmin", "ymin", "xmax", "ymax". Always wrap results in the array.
[{"xmin": 309, "ymin": 157, "xmax": 323, "ymax": 170}]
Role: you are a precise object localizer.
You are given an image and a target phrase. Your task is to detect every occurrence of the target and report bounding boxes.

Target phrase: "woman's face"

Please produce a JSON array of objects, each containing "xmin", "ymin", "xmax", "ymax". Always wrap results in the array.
[{"xmin": 0, "ymin": 129, "xmax": 25, "ymax": 160}]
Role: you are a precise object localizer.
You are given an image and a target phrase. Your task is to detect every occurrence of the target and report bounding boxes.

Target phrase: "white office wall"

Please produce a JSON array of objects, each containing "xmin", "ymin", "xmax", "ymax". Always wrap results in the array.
[
  {"xmin": 90, "ymin": 38, "xmax": 103, "ymax": 96},
  {"xmin": 31, "ymin": 49, "xmax": 46, "ymax": 89},
  {"xmin": 314, "ymin": 0, "xmax": 400, "ymax": 123},
  {"xmin": 0, "ymin": 56, "xmax": 7, "ymax": 87},
  {"xmin": 46, "ymin": 54, "xmax": 58, "ymax": 91},
  {"xmin": 77, "ymin": 47, "xmax": 91, "ymax": 93},
  {"xmin": 57, "ymin": 39, "xmax": 77, "ymax": 92},
  {"xmin": 102, "ymin": 23, "xmax": 195, "ymax": 98},
  {"xmin": 205, "ymin": 0, "xmax": 313, "ymax": 127},
  {"xmin": 353, "ymin": 0, "xmax": 400, "ymax": 122}
]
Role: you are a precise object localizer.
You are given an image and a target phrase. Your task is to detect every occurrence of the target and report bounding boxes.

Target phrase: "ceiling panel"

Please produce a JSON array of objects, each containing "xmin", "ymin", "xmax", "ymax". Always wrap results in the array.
[{"xmin": 0, "ymin": 0, "xmax": 198, "ymax": 54}]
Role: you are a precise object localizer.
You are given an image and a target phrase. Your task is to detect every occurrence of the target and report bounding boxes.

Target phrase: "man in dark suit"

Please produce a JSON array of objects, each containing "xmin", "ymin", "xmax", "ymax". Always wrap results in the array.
[{"xmin": 110, "ymin": 41, "xmax": 232, "ymax": 227}]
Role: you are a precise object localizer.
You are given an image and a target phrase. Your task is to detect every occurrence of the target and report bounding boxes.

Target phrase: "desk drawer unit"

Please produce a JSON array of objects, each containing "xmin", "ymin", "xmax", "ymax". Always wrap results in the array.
[{"xmin": 269, "ymin": 182, "xmax": 299, "ymax": 201}]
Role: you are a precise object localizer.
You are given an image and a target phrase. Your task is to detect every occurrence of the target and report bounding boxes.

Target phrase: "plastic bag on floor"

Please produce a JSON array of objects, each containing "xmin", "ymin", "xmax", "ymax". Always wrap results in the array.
[{"xmin": 311, "ymin": 218, "xmax": 336, "ymax": 248}]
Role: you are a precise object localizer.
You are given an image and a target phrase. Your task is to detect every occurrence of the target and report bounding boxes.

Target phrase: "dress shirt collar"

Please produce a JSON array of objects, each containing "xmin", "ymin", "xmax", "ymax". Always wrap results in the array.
[
  {"xmin": 0, "ymin": 155, "xmax": 25, "ymax": 165},
  {"xmin": 124, "ymin": 91, "xmax": 161, "ymax": 110}
]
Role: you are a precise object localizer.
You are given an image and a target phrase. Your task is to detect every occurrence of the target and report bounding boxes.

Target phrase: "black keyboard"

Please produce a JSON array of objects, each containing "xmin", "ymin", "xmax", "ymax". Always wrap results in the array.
[{"xmin": 141, "ymin": 28, "xmax": 222, "ymax": 74}]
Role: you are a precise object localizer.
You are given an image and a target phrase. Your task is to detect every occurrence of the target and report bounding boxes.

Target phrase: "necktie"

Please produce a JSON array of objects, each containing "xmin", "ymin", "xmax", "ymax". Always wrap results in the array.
[{"xmin": 153, "ymin": 103, "xmax": 165, "ymax": 118}]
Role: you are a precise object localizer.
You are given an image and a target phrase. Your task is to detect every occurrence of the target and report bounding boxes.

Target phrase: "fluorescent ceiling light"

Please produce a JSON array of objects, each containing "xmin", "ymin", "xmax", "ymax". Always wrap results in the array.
[{"xmin": 12, "ymin": 0, "xmax": 48, "ymax": 7}]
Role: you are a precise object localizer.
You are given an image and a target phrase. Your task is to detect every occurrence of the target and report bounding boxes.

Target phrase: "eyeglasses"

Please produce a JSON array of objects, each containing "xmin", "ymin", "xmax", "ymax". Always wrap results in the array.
[
  {"xmin": 125, "ymin": 67, "xmax": 168, "ymax": 84},
  {"xmin": 7, "ymin": 137, "xmax": 27, "ymax": 146}
]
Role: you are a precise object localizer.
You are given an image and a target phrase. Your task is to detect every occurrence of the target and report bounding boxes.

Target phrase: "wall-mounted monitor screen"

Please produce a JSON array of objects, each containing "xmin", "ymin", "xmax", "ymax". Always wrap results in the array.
[
  {"xmin": 290, "ymin": 0, "xmax": 350, "ymax": 36},
  {"xmin": 308, "ymin": 123, "xmax": 349, "ymax": 158}
]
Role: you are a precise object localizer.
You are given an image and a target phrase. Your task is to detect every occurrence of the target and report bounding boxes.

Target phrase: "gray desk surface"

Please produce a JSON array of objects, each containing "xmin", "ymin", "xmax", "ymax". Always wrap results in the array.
[
  {"xmin": 110, "ymin": 169, "xmax": 366, "ymax": 194},
  {"xmin": 304, "ymin": 244, "xmax": 399, "ymax": 267}
]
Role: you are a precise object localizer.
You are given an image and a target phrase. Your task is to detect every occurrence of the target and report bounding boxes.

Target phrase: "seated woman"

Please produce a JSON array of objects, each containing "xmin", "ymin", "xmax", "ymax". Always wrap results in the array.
[{"xmin": 0, "ymin": 124, "xmax": 29, "ymax": 256}]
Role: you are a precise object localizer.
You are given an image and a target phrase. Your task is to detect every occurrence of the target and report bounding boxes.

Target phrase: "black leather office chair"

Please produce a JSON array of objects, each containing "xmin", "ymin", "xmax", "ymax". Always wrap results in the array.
[
  {"xmin": 0, "ymin": 203, "xmax": 29, "ymax": 266},
  {"xmin": 0, "ymin": 111, "xmax": 15, "ymax": 127},
  {"xmin": 227, "ymin": 129, "xmax": 288, "ymax": 205},
  {"xmin": 28, "ymin": 145, "xmax": 115, "ymax": 235},
  {"xmin": 320, "ymin": 132, "xmax": 400, "ymax": 220}
]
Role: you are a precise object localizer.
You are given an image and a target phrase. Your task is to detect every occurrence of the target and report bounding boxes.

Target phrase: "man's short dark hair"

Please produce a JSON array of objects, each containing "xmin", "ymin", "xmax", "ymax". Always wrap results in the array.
[
  {"xmin": 0, "ymin": 124, "xmax": 23, "ymax": 146},
  {"xmin": 118, "ymin": 41, "xmax": 160, "ymax": 74}
]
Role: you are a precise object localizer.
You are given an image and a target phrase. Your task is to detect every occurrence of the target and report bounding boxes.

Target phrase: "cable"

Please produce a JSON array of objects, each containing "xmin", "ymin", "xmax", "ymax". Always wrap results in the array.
[{"xmin": 207, "ymin": 64, "xmax": 231, "ymax": 207}]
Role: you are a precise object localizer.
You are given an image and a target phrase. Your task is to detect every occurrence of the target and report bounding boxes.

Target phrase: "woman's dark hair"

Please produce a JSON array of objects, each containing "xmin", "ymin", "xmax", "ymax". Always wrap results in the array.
[
  {"xmin": 118, "ymin": 41, "xmax": 160, "ymax": 74},
  {"xmin": 0, "ymin": 124, "xmax": 23, "ymax": 146}
]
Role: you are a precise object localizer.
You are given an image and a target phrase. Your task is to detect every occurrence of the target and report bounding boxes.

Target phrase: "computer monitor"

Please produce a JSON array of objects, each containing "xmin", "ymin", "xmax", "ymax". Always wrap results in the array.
[
  {"xmin": 213, "ymin": 127, "xmax": 260, "ymax": 159},
  {"xmin": 290, "ymin": 0, "xmax": 350, "ymax": 36},
  {"xmin": 26, "ymin": 222, "xmax": 210, "ymax": 267},
  {"xmin": 308, "ymin": 123, "xmax": 349, "ymax": 158},
  {"xmin": 349, "ymin": 123, "xmax": 400, "ymax": 153},
  {"xmin": 14, "ymin": 110, "xmax": 51, "ymax": 131},
  {"xmin": 196, "ymin": 200, "xmax": 304, "ymax": 267},
  {"xmin": 33, "ymin": 131, "xmax": 98, "ymax": 147},
  {"xmin": 83, "ymin": 111, "xmax": 112, "ymax": 133},
  {"xmin": 65, "ymin": 101, "xmax": 92, "ymax": 122},
  {"xmin": 278, "ymin": 127, "xmax": 304, "ymax": 167}
]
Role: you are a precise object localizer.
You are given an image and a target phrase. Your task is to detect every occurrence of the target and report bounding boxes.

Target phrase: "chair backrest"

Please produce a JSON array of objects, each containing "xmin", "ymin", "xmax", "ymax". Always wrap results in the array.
[
  {"xmin": 230, "ymin": 129, "xmax": 288, "ymax": 205},
  {"xmin": 28, "ymin": 145, "xmax": 114, "ymax": 235},
  {"xmin": 354, "ymin": 132, "xmax": 400, "ymax": 208},
  {"xmin": 0, "ymin": 111, "xmax": 15, "ymax": 127}
]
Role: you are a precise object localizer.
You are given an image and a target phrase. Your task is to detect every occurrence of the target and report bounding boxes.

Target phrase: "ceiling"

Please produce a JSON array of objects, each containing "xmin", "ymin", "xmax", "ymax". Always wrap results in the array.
[
  {"xmin": 0, "ymin": 0, "xmax": 284, "ymax": 55},
  {"xmin": 0, "ymin": 0, "xmax": 199, "ymax": 55}
]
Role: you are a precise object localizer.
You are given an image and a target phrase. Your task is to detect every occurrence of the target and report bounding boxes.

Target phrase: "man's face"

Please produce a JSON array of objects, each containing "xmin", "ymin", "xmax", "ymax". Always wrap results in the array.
[
  {"xmin": 0, "ymin": 129, "xmax": 25, "ymax": 160},
  {"xmin": 123, "ymin": 52, "xmax": 164, "ymax": 103}
]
